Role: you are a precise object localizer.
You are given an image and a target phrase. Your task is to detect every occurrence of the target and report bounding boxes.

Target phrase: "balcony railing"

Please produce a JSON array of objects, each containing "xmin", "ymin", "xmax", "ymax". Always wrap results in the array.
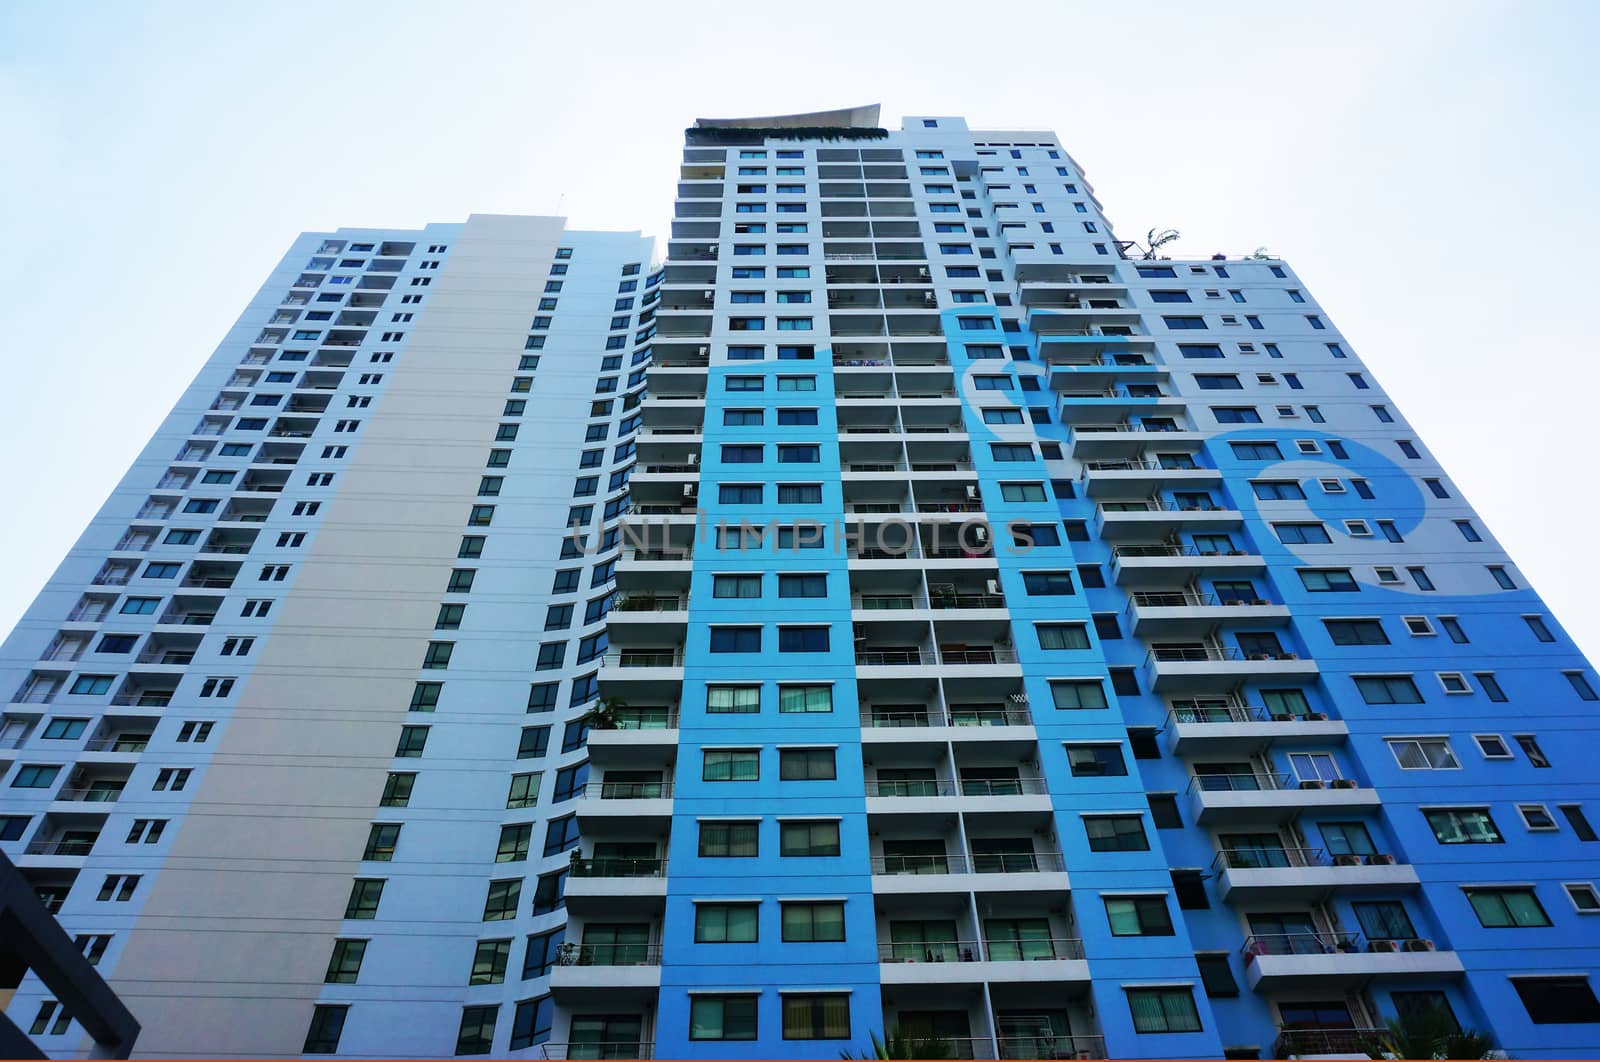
[
  {"xmin": 1114, "ymin": 543, "xmax": 1255, "ymax": 560},
  {"xmin": 83, "ymin": 737, "xmax": 149, "ymax": 753},
  {"xmin": 601, "ymin": 650, "xmax": 683, "ymax": 668},
  {"xmin": 957, "ymin": 776, "xmax": 1046, "ymax": 797},
  {"xmin": 1242, "ymin": 931, "xmax": 1364, "ymax": 958},
  {"xmin": 629, "ymin": 550, "xmax": 692, "ymax": 563},
  {"xmin": 929, "ymin": 593, "xmax": 1004, "ymax": 609},
  {"xmin": 597, "ymin": 781, "xmax": 673, "ymax": 800},
  {"xmin": 540, "ymin": 1042, "xmax": 653, "ymax": 1060},
  {"xmin": 569, "ymin": 857, "xmax": 667, "ymax": 878},
  {"xmin": 24, "ymin": 838, "xmax": 97, "ymax": 857},
  {"xmin": 53, "ymin": 787, "xmax": 124, "ymax": 803},
  {"xmin": 879, "ymin": 940, "xmax": 981, "ymax": 963},
  {"xmin": 871, "ymin": 851, "xmax": 1066, "ymax": 876},
  {"xmin": 1273, "ymin": 1028, "xmax": 1388, "ymax": 1059},
  {"xmin": 1148, "ymin": 644, "xmax": 1243, "ymax": 663},
  {"xmin": 1189, "ymin": 771, "xmax": 1293, "ymax": 793},
  {"xmin": 1214, "ymin": 846, "xmax": 1400, "ymax": 871},
  {"xmin": 939, "ymin": 648, "xmax": 1018, "ymax": 665},
  {"xmin": 998, "ymin": 1033, "xmax": 1106, "ymax": 1059},
  {"xmin": 557, "ymin": 943, "xmax": 663, "ymax": 967},
  {"xmin": 612, "ymin": 596, "xmax": 683, "ymax": 612},
  {"xmin": 861, "ymin": 707, "xmax": 1032, "ymax": 728},
  {"xmin": 857, "ymin": 649, "xmax": 923, "ymax": 666}
]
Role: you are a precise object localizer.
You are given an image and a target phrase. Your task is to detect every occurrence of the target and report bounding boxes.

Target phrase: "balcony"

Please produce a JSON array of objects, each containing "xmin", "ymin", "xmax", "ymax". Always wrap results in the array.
[
  {"xmin": 1079, "ymin": 459, "xmax": 1220, "ymax": 499},
  {"xmin": 1212, "ymin": 847, "xmax": 1419, "ymax": 902},
  {"xmin": 1068, "ymin": 423, "xmax": 1206, "ymax": 458},
  {"xmin": 1188, "ymin": 772, "xmax": 1381, "ymax": 825},
  {"xmin": 877, "ymin": 937, "xmax": 1089, "ymax": 986},
  {"xmin": 1274, "ymin": 1027, "xmax": 1388, "ymax": 1059},
  {"xmin": 871, "ymin": 851, "xmax": 1070, "ymax": 895},
  {"xmin": 540, "ymin": 1042, "xmax": 653, "ymax": 1061},
  {"xmin": 1127, "ymin": 591, "xmax": 1290, "ymax": 634},
  {"xmin": 575, "ymin": 783, "xmax": 673, "ymax": 828},
  {"xmin": 564, "ymin": 857, "xmax": 670, "ymax": 909},
  {"xmin": 1241, "ymin": 932, "xmax": 1463, "ymax": 990},
  {"xmin": 998, "ymin": 1033, "xmax": 1106, "ymax": 1060},
  {"xmin": 1097, "ymin": 500, "xmax": 1243, "ymax": 542},
  {"xmin": 1165, "ymin": 702, "xmax": 1348, "ymax": 755},
  {"xmin": 1145, "ymin": 644, "xmax": 1319, "ymax": 692},
  {"xmin": 584, "ymin": 710, "xmax": 679, "ymax": 766},
  {"xmin": 1110, "ymin": 544, "xmax": 1265, "ymax": 587},
  {"xmin": 550, "ymin": 942, "xmax": 663, "ymax": 991}
]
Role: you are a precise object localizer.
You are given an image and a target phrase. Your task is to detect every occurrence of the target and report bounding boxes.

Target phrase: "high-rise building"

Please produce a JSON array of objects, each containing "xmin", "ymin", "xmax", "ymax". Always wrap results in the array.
[{"xmin": 2, "ymin": 106, "xmax": 1599, "ymax": 1060}]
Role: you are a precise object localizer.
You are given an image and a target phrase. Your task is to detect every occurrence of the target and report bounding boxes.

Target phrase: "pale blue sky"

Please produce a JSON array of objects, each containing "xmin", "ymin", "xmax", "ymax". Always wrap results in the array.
[{"xmin": 2, "ymin": 1, "xmax": 1598, "ymax": 652}]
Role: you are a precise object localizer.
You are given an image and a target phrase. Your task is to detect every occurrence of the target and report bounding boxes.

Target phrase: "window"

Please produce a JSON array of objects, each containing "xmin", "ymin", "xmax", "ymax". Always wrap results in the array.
[
  {"xmin": 1562, "ymin": 805, "xmax": 1598, "ymax": 841},
  {"xmin": 779, "ymin": 748, "xmax": 836, "ymax": 780},
  {"xmin": 1514, "ymin": 977, "xmax": 1600, "ymax": 1023},
  {"xmin": 1520, "ymin": 803, "xmax": 1558, "ymax": 830},
  {"xmin": 509, "ymin": 997, "xmax": 554, "ymax": 1052},
  {"xmin": 710, "ymin": 627, "xmax": 760, "ymax": 653},
  {"xmin": 1300, "ymin": 568, "xmax": 1358, "ymax": 592},
  {"xmin": 303, "ymin": 1006, "xmax": 348, "ymax": 1054},
  {"xmin": 482, "ymin": 878, "xmax": 521, "ymax": 921},
  {"xmin": 1425, "ymin": 808, "xmax": 1503, "ymax": 844},
  {"xmin": 1086, "ymin": 815, "xmax": 1150, "ymax": 852},
  {"xmin": 708, "ymin": 685, "xmax": 761, "ymax": 714},
  {"xmin": 1568, "ymin": 671, "xmax": 1599, "ymax": 701},
  {"xmin": 696, "ymin": 903, "xmax": 759, "ymax": 943},
  {"xmin": 1067, "ymin": 744, "xmax": 1127, "ymax": 777},
  {"xmin": 778, "ymin": 685, "xmax": 832, "ymax": 714},
  {"xmin": 1023, "ymin": 571, "xmax": 1074, "ymax": 595},
  {"xmin": 1230, "ymin": 441, "xmax": 1282, "ymax": 460},
  {"xmin": 781, "ymin": 820, "xmax": 840, "ymax": 856},
  {"xmin": 455, "ymin": 1006, "xmax": 497, "ymax": 1055},
  {"xmin": 691, "ymin": 996, "xmax": 758, "ymax": 1041},
  {"xmin": 1387, "ymin": 737, "xmax": 1460, "ymax": 770},
  {"xmin": 1037, "ymin": 623, "xmax": 1090, "ymax": 650},
  {"xmin": 1516, "ymin": 734, "xmax": 1551, "ymax": 768},
  {"xmin": 1566, "ymin": 884, "xmax": 1600, "ymax": 913},
  {"xmin": 345, "ymin": 879, "xmax": 384, "ymax": 919},
  {"xmin": 1195, "ymin": 953, "xmax": 1240, "ymax": 998},
  {"xmin": 783, "ymin": 994, "xmax": 851, "ymax": 1040},
  {"xmin": 1325, "ymin": 619, "xmax": 1389, "ymax": 646},
  {"xmin": 703, "ymin": 749, "xmax": 760, "ymax": 782},
  {"xmin": 1355, "ymin": 675, "xmax": 1423, "ymax": 704},
  {"xmin": 699, "ymin": 821, "xmax": 758, "ymax": 857},
  {"xmin": 1276, "ymin": 522, "xmax": 1331, "ymax": 545},
  {"xmin": 1126, "ymin": 987, "xmax": 1202, "ymax": 1034},
  {"xmin": 781, "ymin": 900, "xmax": 846, "ymax": 941},
  {"xmin": 1051, "ymin": 680, "xmax": 1109, "ymax": 710},
  {"xmin": 364, "ymin": 823, "xmax": 400, "ymax": 861},
  {"xmin": 324, "ymin": 939, "xmax": 366, "ymax": 983},
  {"xmin": 713, "ymin": 574, "xmax": 762, "ymax": 598},
  {"xmin": 778, "ymin": 626, "xmax": 829, "ymax": 652},
  {"xmin": 1469, "ymin": 888, "xmax": 1552, "ymax": 928}
]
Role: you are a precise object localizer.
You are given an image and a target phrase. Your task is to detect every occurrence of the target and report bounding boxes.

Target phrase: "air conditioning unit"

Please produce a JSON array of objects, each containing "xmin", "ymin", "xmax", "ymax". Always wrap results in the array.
[
  {"xmin": 1330, "ymin": 778, "xmax": 1357, "ymax": 789},
  {"xmin": 965, "ymin": 484, "xmax": 979, "ymax": 500},
  {"xmin": 1368, "ymin": 939, "xmax": 1401, "ymax": 953},
  {"xmin": 1370, "ymin": 853, "xmax": 1397, "ymax": 866},
  {"xmin": 696, "ymin": 345, "xmax": 709, "ymax": 356},
  {"xmin": 985, "ymin": 580, "xmax": 1001, "ymax": 596},
  {"xmin": 1298, "ymin": 779, "xmax": 1326, "ymax": 790},
  {"xmin": 1333, "ymin": 854, "xmax": 1361, "ymax": 867},
  {"xmin": 1307, "ymin": 711, "xmax": 1329, "ymax": 721},
  {"xmin": 1403, "ymin": 938, "xmax": 1436, "ymax": 952}
]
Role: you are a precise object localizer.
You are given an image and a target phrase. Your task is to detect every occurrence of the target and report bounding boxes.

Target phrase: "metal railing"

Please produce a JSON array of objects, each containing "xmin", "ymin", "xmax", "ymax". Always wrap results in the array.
[
  {"xmin": 983, "ymin": 936, "xmax": 1085, "ymax": 962},
  {"xmin": 83, "ymin": 737, "xmax": 149, "ymax": 753},
  {"xmin": 110, "ymin": 691, "xmax": 173, "ymax": 707},
  {"xmin": 857, "ymin": 649, "xmax": 924, "ymax": 666},
  {"xmin": 557, "ymin": 943, "xmax": 662, "ymax": 967},
  {"xmin": 1169, "ymin": 700, "xmax": 1259, "ymax": 724},
  {"xmin": 1131, "ymin": 590, "xmax": 1216, "ymax": 608},
  {"xmin": 630, "ymin": 550, "xmax": 692, "ymax": 562},
  {"xmin": 135, "ymin": 650, "xmax": 194, "ymax": 666},
  {"xmin": 595, "ymin": 709, "xmax": 679, "ymax": 731},
  {"xmin": 930, "ymin": 594, "xmax": 1004, "ymax": 610},
  {"xmin": 540, "ymin": 1042, "xmax": 653, "ymax": 1060},
  {"xmin": 958, "ymin": 776, "xmax": 1046, "ymax": 797},
  {"xmin": 861, "ymin": 707, "xmax": 1032, "ymax": 728},
  {"xmin": 612, "ymin": 596, "xmax": 683, "ymax": 612},
  {"xmin": 1147, "ymin": 644, "xmax": 1243, "ymax": 663},
  {"xmin": 1213, "ymin": 846, "xmax": 1324, "ymax": 871},
  {"xmin": 879, "ymin": 940, "xmax": 981, "ymax": 963},
  {"xmin": 867, "ymin": 779, "xmax": 952, "ymax": 798},
  {"xmin": 1083, "ymin": 459, "xmax": 1202, "ymax": 473},
  {"xmin": 601, "ymin": 650, "xmax": 683, "ymax": 668},
  {"xmin": 24, "ymin": 838, "xmax": 97, "ymax": 857},
  {"xmin": 998, "ymin": 1033, "xmax": 1106, "ymax": 1059},
  {"xmin": 971, "ymin": 851, "xmax": 1067, "ymax": 874},
  {"xmin": 597, "ymin": 781, "xmax": 672, "ymax": 800},
  {"xmin": 856, "ymin": 594, "xmax": 921, "ymax": 610},
  {"xmin": 1189, "ymin": 771, "xmax": 1292, "ymax": 794},
  {"xmin": 1242, "ymin": 931, "xmax": 1363, "ymax": 958},
  {"xmin": 568, "ymin": 857, "xmax": 667, "ymax": 878},
  {"xmin": 917, "ymin": 501, "xmax": 983, "ymax": 513},
  {"xmin": 1114, "ymin": 543, "xmax": 1254, "ymax": 560},
  {"xmin": 53, "ymin": 787, "xmax": 124, "ymax": 803},
  {"xmin": 1274, "ymin": 1028, "xmax": 1387, "ymax": 1059},
  {"xmin": 938, "ymin": 648, "xmax": 1019, "ymax": 665}
]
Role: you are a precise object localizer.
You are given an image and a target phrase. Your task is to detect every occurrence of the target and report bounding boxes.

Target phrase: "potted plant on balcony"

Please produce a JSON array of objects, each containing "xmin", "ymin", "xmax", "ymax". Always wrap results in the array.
[
  {"xmin": 1356, "ymin": 1007, "xmax": 1495, "ymax": 1059},
  {"xmin": 840, "ymin": 1029, "xmax": 958, "ymax": 1060}
]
